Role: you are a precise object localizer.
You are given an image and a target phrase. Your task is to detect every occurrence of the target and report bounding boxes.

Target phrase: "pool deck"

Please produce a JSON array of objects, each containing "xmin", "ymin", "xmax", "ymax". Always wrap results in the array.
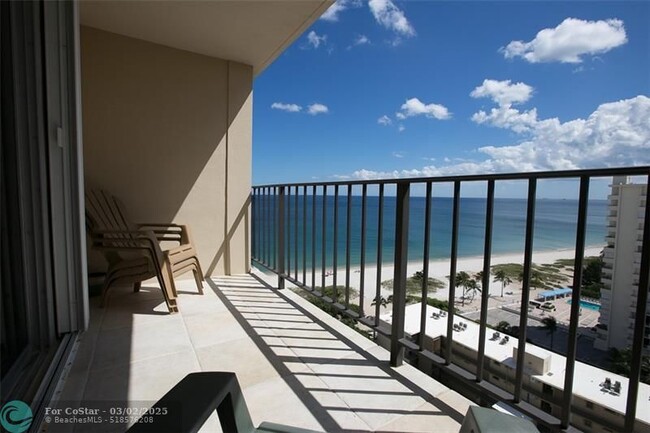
[
  {"xmin": 456, "ymin": 288, "xmax": 601, "ymax": 332},
  {"xmin": 536, "ymin": 297, "xmax": 600, "ymax": 330}
]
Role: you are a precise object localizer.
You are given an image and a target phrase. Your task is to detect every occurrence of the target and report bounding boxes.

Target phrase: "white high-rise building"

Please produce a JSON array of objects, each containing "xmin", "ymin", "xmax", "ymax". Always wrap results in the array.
[{"xmin": 595, "ymin": 176, "xmax": 648, "ymax": 354}]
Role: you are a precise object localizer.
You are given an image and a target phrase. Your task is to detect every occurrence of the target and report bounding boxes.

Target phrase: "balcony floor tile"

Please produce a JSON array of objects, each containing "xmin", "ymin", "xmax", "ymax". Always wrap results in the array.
[
  {"xmin": 58, "ymin": 272, "xmax": 472, "ymax": 432},
  {"xmin": 377, "ymin": 399, "xmax": 467, "ymax": 433},
  {"xmin": 194, "ymin": 338, "xmax": 283, "ymax": 389}
]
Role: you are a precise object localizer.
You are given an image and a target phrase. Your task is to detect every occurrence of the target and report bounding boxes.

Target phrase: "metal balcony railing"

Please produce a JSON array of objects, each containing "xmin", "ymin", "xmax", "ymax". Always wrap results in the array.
[{"xmin": 251, "ymin": 166, "xmax": 650, "ymax": 433}]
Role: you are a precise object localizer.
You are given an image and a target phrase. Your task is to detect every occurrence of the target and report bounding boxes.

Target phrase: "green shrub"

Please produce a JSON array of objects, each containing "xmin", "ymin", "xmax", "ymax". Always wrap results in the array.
[
  {"xmin": 382, "ymin": 271, "xmax": 445, "ymax": 295},
  {"xmin": 304, "ymin": 286, "xmax": 371, "ymax": 340}
]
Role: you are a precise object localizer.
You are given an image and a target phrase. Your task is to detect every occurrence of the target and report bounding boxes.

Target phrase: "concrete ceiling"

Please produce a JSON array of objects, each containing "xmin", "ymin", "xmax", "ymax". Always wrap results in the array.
[{"xmin": 79, "ymin": 0, "xmax": 332, "ymax": 76}]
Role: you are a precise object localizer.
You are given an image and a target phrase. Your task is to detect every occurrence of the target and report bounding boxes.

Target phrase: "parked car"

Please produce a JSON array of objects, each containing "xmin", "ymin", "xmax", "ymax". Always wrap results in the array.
[{"xmin": 540, "ymin": 302, "xmax": 556, "ymax": 311}]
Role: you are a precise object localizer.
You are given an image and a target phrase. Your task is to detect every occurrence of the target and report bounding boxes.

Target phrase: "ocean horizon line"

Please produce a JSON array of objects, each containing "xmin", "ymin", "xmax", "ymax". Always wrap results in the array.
[
  {"xmin": 269, "ymin": 243, "xmax": 607, "ymax": 277},
  {"xmin": 269, "ymin": 194, "xmax": 610, "ymax": 201}
]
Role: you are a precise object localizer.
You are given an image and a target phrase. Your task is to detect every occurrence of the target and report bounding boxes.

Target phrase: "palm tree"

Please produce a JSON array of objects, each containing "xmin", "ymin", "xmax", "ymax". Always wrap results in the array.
[
  {"xmin": 454, "ymin": 271, "xmax": 471, "ymax": 306},
  {"xmin": 541, "ymin": 316, "xmax": 558, "ymax": 351},
  {"xmin": 465, "ymin": 278, "xmax": 481, "ymax": 302},
  {"xmin": 494, "ymin": 269, "xmax": 512, "ymax": 297},
  {"xmin": 474, "ymin": 271, "xmax": 489, "ymax": 297}
]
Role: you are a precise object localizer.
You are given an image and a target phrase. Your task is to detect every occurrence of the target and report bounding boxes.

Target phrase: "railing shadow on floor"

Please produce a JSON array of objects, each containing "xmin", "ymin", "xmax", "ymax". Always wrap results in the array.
[{"xmin": 205, "ymin": 276, "xmax": 467, "ymax": 432}]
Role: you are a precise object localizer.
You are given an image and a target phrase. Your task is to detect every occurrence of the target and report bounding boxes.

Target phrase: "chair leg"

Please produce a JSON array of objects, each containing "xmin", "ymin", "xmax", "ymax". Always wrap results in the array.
[
  {"xmin": 166, "ymin": 263, "xmax": 179, "ymax": 298},
  {"xmin": 133, "ymin": 282, "xmax": 141, "ymax": 292},
  {"xmin": 156, "ymin": 273, "xmax": 178, "ymax": 314},
  {"xmin": 194, "ymin": 258, "xmax": 205, "ymax": 293},
  {"xmin": 192, "ymin": 270, "xmax": 204, "ymax": 295},
  {"xmin": 191, "ymin": 259, "xmax": 204, "ymax": 295},
  {"xmin": 157, "ymin": 260, "xmax": 178, "ymax": 313}
]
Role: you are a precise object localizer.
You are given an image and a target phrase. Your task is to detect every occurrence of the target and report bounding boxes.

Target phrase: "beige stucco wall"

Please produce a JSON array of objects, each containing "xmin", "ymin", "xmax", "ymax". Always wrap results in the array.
[{"xmin": 81, "ymin": 26, "xmax": 252, "ymax": 276}]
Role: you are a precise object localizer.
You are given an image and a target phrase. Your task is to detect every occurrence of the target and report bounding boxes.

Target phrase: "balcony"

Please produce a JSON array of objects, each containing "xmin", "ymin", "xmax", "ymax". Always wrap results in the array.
[
  {"xmin": 57, "ymin": 275, "xmax": 472, "ymax": 432},
  {"xmin": 252, "ymin": 167, "xmax": 650, "ymax": 433},
  {"xmin": 8, "ymin": 2, "xmax": 648, "ymax": 433},
  {"xmin": 51, "ymin": 167, "xmax": 650, "ymax": 433}
]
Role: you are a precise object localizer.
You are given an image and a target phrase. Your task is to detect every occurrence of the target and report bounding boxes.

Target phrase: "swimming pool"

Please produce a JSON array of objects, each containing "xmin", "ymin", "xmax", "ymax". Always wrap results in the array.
[{"xmin": 567, "ymin": 299, "xmax": 601, "ymax": 311}]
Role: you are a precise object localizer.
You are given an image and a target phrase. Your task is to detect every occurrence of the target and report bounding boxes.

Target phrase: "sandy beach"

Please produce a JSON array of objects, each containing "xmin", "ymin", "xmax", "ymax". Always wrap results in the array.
[{"xmin": 279, "ymin": 245, "xmax": 604, "ymax": 311}]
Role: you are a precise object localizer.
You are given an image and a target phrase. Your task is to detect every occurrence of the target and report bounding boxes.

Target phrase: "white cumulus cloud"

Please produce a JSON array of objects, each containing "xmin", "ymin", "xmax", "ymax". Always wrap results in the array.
[
  {"xmin": 339, "ymin": 95, "xmax": 650, "ymax": 180},
  {"xmin": 307, "ymin": 31, "xmax": 327, "ymax": 49},
  {"xmin": 321, "ymin": 0, "xmax": 348, "ymax": 21},
  {"xmin": 471, "ymin": 106, "xmax": 539, "ymax": 133},
  {"xmin": 308, "ymin": 103, "xmax": 329, "ymax": 115},
  {"xmin": 271, "ymin": 102, "xmax": 302, "ymax": 113},
  {"xmin": 470, "ymin": 79, "xmax": 534, "ymax": 106},
  {"xmin": 398, "ymin": 98, "xmax": 451, "ymax": 120},
  {"xmin": 354, "ymin": 34, "xmax": 370, "ymax": 46},
  {"xmin": 369, "ymin": 0, "xmax": 415, "ymax": 37},
  {"xmin": 502, "ymin": 18, "xmax": 627, "ymax": 63},
  {"xmin": 347, "ymin": 34, "xmax": 371, "ymax": 50},
  {"xmin": 476, "ymin": 96, "xmax": 650, "ymax": 170},
  {"xmin": 377, "ymin": 115, "xmax": 392, "ymax": 125},
  {"xmin": 321, "ymin": 0, "xmax": 362, "ymax": 22}
]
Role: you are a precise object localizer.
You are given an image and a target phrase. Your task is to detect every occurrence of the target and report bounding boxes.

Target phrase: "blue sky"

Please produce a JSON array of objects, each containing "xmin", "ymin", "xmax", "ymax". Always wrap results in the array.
[{"xmin": 252, "ymin": 1, "xmax": 649, "ymax": 197}]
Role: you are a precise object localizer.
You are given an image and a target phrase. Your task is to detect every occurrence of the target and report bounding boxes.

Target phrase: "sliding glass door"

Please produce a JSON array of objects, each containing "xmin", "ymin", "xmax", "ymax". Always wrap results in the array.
[{"xmin": 1, "ymin": 0, "xmax": 86, "ymax": 414}]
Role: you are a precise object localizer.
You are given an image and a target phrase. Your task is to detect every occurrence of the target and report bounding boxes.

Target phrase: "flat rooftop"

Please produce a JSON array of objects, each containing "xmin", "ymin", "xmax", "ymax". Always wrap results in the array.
[{"xmin": 383, "ymin": 303, "xmax": 650, "ymax": 425}]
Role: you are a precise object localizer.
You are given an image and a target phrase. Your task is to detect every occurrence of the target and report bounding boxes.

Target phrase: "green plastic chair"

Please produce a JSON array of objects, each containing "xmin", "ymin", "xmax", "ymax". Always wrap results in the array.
[
  {"xmin": 126, "ymin": 372, "xmax": 322, "ymax": 433},
  {"xmin": 460, "ymin": 406, "xmax": 540, "ymax": 433}
]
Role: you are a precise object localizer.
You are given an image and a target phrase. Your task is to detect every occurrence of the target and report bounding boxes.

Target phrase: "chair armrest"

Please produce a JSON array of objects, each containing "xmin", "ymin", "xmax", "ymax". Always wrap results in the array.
[
  {"xmin": 126, "ymin": 372, "xmax": 256, "ymax": 433},
  {"xmin": 137, "ymin": 223, "xmax": 184, "ymax": 228},
  {"xmin": 137, "ymin": 224, "xmax": 191, "ymax": 245},
  {"xmin": 89, "ymin": 229, "xmax": 164, "ymax": 259}
]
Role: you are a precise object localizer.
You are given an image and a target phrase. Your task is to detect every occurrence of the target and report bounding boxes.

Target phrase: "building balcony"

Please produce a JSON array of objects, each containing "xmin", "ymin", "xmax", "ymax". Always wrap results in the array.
[
  {"xmin": 49, "ymin": 167, "xmax": 650, "ymax": 433},
  {"xmin": 250, "ymin": 168, "xmax": 650, "ymax": 433},
  {"xmin": 57, "ymin": 275, "xmax": 472, "ymax": 432},
  {"xmin": 6, "ymin": 2, "xmax": 650, "ymax": 432}
]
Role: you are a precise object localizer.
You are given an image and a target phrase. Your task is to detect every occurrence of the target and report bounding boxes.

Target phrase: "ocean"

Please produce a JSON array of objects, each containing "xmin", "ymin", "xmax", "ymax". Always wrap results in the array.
[{"xmin": 253, "ymin": 196, "xmax": 608, "ymax": 269}]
